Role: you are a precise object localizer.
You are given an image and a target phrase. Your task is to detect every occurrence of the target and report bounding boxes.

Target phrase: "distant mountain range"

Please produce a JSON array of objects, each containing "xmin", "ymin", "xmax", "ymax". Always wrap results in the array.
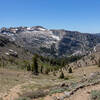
[
  {"xmin": 0, "ymin": 26, "xmax": 100, "ymax": 57},
  {"xmin": 95, "ymin": 33, "xmax": 100, "ymax": 36}
]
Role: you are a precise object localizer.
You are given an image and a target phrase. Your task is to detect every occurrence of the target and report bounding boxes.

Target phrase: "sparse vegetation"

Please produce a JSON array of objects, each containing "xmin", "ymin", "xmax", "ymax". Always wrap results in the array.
[
  {"xmin": 90, "ymin": 90, "xmax": 100, "ymax": 100},
  {"xmin": 0, "ymin": 21, "xmax": 100, "ymax": 100},
  {"xmin": 0, "ymin": 45, "xmax": 100, "ymax": 100},
  {"xmin": 49, "ymin": 88, "xmax": 65, "ymax": 95},
  {"xmin": 15, "ymin": 97, "xmax": 31, "ymax": 100},
  {"xmin": 22, "ymin": 90, "xmax": 48, "ymax": 99}
]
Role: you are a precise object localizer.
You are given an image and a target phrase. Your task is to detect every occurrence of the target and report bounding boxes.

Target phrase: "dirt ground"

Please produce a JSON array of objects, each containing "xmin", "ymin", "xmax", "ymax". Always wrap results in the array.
[{"xmin": 1, "ymin": 65, "xmax": 100, "ymax": 100}]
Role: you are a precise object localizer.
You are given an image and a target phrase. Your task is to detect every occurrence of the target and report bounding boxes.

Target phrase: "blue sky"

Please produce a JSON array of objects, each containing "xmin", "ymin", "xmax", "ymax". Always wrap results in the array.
[{"xmin": 0, "ymin": 0, "xmax": 100, "ymax": 33}]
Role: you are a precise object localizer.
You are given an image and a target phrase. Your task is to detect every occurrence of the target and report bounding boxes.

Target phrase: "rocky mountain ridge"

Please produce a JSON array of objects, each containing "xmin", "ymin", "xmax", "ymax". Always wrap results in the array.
[{"xmin": 0, "ymin": 26, "xmax": 100, "ymax": 57}]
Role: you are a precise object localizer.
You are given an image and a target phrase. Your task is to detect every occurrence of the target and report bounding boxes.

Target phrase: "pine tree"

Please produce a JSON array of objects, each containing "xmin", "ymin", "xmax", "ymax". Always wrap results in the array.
[
  {"xmin": 59, "ymin": 71, "xmax": 64, "ymax": 79},
  {"xmin": 40, "ymin": 65, "xmax": 43, "ymax": 73},
  {"xmin": 68, "ymin": 67, "xmax": 72, "ymax": 73},
  {"xmin": 27, "ymin": 64, "xmax": 31, "ymax": 71},
  {"xmin": 98, "ymin": 58, "xmax": 100, "ymax": 67},
  {"xmin": 32, "ymin": 54, "xmax": 39, "ymax": 75}
]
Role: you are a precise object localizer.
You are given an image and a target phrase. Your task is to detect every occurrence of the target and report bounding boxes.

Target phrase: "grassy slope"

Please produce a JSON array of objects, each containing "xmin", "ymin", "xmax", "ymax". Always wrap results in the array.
[{"xmin": 1, "ymin": 65, "xmax": 100, "ymax": 98}]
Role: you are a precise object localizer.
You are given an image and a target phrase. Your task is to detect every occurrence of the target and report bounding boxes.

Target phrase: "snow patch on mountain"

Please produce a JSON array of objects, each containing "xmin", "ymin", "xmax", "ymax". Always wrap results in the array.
[
  {"xmin": 38, "ymin": 27, "xmax": 46, "ymax": 31},
  {"xmin": 51, "ymin": 35, "xmax": 60, "ymax": 41}
]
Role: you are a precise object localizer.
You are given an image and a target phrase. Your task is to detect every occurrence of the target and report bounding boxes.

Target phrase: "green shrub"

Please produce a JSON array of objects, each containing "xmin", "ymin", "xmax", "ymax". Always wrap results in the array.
[
  {"xmin": 23, "ymin": 60, "xmax": 31, "ymax": 71},
  {"xmin": 27, "ymin": 64, "xmax": 31, "ymax": 71},
  {"xmin": 22, "ymin": 90, "xmax": 48, "ymax": 99},
  {"xmin": 90, "ymin": 90, "xmax": 100, "ymax": 100},
  {"xmin": 49, "ymin": 88, "xmax": 65, "ymax": 95},
  {"xmin": 15, "ymin": 97, "xmax": 31, "ymax": 100}
]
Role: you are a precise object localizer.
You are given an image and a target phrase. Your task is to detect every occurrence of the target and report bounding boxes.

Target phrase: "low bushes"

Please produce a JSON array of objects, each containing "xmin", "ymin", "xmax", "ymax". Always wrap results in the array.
[
  {"xmin": 21, "ymin": 90, "xmax": 48, "ymax": 99},
  {"xmin": 90, "ymin": 90, "xmax": 100, "ymax": 100},
  {"xmin": 15, "ymin": 97, "xmax": 31, "ymax": 100}
]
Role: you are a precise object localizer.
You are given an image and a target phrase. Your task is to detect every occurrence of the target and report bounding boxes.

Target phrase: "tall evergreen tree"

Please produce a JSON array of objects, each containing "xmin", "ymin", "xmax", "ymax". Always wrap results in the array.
[
  {"xmin": 98, "ymin": 58, "xmax": 100, "ymax": 67},
  {"xmin": 27, "ymin": 64, "xmax": 31, "ymax": 71},
  {"xmin": 40, "ymin": 65, "xmax": 43, "ymax": 73},
  {"xmin": 68, "ymin": 67, "xmax": 72, "ymax": 73},
  {"xmin": 59, "ymin": 70, "xmax": 64, "ymax": 79},
  {"xmin": 32, "ymin": 54, "xmax": 39, "ymax": 75}
]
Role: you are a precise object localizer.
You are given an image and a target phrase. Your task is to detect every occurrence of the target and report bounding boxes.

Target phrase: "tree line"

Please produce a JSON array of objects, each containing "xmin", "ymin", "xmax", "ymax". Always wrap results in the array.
[{"xmin": 25, "ymin": 54, "xmax": 83, "ymax": 75}]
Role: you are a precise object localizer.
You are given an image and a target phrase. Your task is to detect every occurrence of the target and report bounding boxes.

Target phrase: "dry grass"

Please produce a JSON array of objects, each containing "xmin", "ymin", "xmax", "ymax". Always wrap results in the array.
[
  {"xmin": 0, "ymin": 68, "xmax": 66, "ymax": 95},
  {"xmin": 0, "ymin": 68, "xmax": 31, "ymax": 93},
  {"xmin": 63, "ymin": 65, "xmax": 100, "ymax": 81},
  {"xmin": 0, "ymin": 65, "xmax": 100, "ymax": 99}
]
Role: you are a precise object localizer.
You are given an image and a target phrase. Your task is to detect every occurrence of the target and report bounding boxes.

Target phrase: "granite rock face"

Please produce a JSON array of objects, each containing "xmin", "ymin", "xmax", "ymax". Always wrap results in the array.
[{"xmin": 0, "ymin": 26, "xmax": 100, "ymax": 57}]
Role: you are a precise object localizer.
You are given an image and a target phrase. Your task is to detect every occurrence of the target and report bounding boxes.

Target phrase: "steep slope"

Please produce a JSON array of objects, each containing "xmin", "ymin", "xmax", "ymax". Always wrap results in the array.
[
  {"xmin": 0, "ymin": 26, "xmax": 100, "ymax": 57},
  {"xmin": 52, "ymin": 30, "xmax": 100, "ymax": 56},
  {"xmin": 0, "ymin": 34, "xmax": 32, "ymax": 61},
  {"xmin": 69, "ymin": 45, "xmax": 100, "ymax": 69},
  {"xmin": 95, "ymin": 33, "xmax": 100, "ymax": 36}
]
